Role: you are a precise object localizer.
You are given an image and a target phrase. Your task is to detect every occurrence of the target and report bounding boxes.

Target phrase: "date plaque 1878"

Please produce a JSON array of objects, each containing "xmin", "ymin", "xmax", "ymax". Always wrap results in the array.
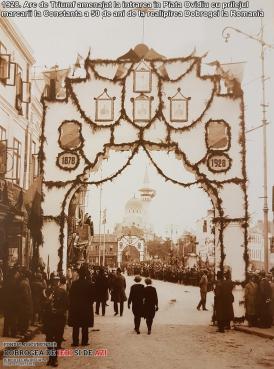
[{"xmin": 57, "ymin": 152, "xmax": 79, "ymax": 171}]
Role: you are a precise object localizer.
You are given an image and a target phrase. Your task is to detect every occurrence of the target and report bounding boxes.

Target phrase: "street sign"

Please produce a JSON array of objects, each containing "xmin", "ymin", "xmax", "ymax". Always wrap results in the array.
[
  {"xmin": 207, "ymin": 153, "xmax": 231, "ymax": 172},
  {"xmin": 56, "ymin": 151, "xmax": 79, "ymax": 171},
  {"xmin": 0, "ymin": 140, "xmax": 7, "ymax": 175}
]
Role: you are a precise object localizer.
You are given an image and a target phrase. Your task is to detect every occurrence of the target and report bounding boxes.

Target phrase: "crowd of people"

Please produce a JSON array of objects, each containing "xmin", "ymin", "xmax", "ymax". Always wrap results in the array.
[
  {"xmin": 126, "ymin": 261, "xmax": 274, "ymax": 331},
  {"xmin": 0, "ymin": 264, "xmax": 158, "ymax": 367},
  {"xmin": 244, "ymin": 271, "xmax": 274, "ymax": 329},
  {"xmin": 126, "ymin": 261, "xmax": 215, "ymax": 290},
  {"xmin": 1, "ymin": 262, "xmax": 274, "ymax": 366}
]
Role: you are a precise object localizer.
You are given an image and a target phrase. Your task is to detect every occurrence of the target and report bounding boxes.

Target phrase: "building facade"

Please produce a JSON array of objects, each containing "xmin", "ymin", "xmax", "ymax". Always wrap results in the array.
[
  {"xmin": 194, "ymin": 209, "xmax": 215, "ymax": 265},
  {"xmin": 87, "ymin": 233, "xmax": 118, "ymax": 267},
  {"xmin": 248, "ymin": 221, "xmax": 274, "ymax": 271},
  {"xmin": 0, "ymin": 17, "xmax": 43, "ymax": 275}
]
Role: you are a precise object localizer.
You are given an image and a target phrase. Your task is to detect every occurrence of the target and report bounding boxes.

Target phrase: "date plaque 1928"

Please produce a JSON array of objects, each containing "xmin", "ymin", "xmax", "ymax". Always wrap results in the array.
[
  {"xmin": 207, "ymin": 153, "xmax": 231, "ymax": 173},
  {"xmin": 57, "ymin": 152, "xmax": 79, "ymax": 171}
]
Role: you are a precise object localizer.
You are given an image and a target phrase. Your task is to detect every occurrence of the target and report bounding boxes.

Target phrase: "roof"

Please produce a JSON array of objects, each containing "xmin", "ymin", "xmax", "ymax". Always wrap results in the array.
[
  {"xmin": 118, "ymin": 44, "xmax": 165, "ymax": 62},
  {"xmin": 91, "ymin": 234, "xmax": 118, "ymax": 243},
  {"xmin": 0, "ymin": 16, "xmax": 35, "ymax": 65},
  {"xmin": 125, "ymin": 197, "xmax": 143, "ymax": 210}
]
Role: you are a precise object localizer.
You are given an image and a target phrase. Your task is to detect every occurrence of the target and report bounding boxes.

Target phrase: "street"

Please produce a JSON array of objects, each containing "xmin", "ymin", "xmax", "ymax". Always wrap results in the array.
[{"xmin": 2, "ymin": 276, "xmax": 274, "ymax": 369}]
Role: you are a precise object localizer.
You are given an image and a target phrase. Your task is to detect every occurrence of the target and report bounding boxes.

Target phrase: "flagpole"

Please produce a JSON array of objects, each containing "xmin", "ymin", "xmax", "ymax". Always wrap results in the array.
[{"xmin": 98, "ymin": 169, "xmax": 103, "ymax": 266}]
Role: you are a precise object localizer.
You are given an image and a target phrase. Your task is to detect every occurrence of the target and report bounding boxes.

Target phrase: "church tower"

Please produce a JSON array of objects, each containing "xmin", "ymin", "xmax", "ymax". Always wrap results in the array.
[
  {"xmin": 139, "ymin": 167, "xmax": 156, "ymax": 202},
  {"xmin": 138, "ymin": 168, "xmax": 156, "ymax": 228}
]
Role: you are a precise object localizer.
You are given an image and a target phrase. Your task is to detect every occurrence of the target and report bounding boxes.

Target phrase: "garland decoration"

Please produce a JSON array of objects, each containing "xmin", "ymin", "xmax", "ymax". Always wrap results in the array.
[{"xmin": 40, "ymin": 47, "xmax": 249, "ymax": 281}]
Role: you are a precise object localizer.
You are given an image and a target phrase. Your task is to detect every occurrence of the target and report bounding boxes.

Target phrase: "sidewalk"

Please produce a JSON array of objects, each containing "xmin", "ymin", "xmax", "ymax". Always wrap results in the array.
[
  {"xmin": 234, "ymin": 324, "xmax": 274, "ymax": 340},
  {"xmin": 0, "ymin": 316, "xmax": 41, "ymax": 358}
]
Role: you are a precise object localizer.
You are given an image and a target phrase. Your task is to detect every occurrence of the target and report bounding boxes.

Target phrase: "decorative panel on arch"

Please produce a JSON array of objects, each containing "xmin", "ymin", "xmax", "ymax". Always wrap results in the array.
[{"xmin": 206, "ymin": 120, "xmax": 230, "ymax": 151}]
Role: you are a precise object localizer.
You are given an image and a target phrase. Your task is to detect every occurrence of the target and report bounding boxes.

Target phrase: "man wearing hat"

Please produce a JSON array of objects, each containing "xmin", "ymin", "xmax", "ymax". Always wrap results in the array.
[
  {"xmin": 42, "ymin": 274, "xmax": 68, "ymax": 367},
  {"xmin": 128, "ymin": 276, "xmax": 144, "ymax": 334},
  {"xmin": 68, "ymin": 267, "xmax": 95, "ymax": 346}
]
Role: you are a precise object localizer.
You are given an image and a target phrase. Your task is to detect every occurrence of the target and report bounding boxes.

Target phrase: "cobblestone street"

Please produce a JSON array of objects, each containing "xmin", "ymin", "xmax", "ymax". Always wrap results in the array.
[{"xmin": 2, "ymin": 276, "xmax": 274, "ymax": 369}]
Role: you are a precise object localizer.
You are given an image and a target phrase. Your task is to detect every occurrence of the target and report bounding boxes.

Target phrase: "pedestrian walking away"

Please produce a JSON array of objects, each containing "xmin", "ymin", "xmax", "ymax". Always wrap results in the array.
[
  {"xmin": 68, "ymin": 266, "xmax": 96, "ymax": 346},
  {"xmin": 128, "ymin": 275, "xmax": 144, "ymax": 334},
  {"xmin": 143, "ymin": 277, "xmax": 158, "ymax": 335}
]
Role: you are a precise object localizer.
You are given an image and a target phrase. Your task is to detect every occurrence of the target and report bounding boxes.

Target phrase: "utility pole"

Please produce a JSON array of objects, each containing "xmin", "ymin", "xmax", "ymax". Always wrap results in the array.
[{"xmin": 222, "ymin": 22, "xmax": 274, "ymax": 272}]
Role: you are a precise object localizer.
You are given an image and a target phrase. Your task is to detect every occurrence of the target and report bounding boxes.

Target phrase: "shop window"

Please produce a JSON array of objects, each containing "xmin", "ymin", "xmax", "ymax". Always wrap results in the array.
[
  {"xmin": 203, "ymin": 220, "xmax": 207, "ymax": 233},
  {"xmin": 0, "ymin": 125, "xmax": 6, "ymax": 141},
  {"xmin": 15, "ymin": 65, "xmax": 23, "ymax": 115},
  {"xmin": 13, "ymin": 138, "xmax": 21, "ymax": 185}
]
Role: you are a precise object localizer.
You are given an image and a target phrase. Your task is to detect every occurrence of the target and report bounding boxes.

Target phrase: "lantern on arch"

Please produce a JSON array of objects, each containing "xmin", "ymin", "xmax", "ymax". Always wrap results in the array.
[
  {"xmin": 131, "ymin": 93, "xmax": 154, "ymax": 122},
  {"xmin": 133, "ymin": 61, "xmax": 152, "ymax": 93},
  {"xmin": 168, "ymin": 88, "xmax": 191, "ymax": 123},
  {"xmin": 94, "ymin": 88, "xmax": 116, "ymax": 122}
]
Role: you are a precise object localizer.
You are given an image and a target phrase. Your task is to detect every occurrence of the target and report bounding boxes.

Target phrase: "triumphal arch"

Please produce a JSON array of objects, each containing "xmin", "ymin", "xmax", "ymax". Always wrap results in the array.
[{"xmin": 40, "ymin": 44, "xmax": 248, "ymax": 309}]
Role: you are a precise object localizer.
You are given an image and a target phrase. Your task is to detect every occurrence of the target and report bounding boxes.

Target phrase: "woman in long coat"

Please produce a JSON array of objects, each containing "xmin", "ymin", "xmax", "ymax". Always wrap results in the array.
[
  {"xmin": 68, "ymin": 267, "xmax": 95, "ymax": 346},
  {"xmin": 244, "ymin": 275, "xmax": 258, "ymax": 327},
  {"xmin": 143, "ymin": 278, "xmax": 158, "ymax": 335}
]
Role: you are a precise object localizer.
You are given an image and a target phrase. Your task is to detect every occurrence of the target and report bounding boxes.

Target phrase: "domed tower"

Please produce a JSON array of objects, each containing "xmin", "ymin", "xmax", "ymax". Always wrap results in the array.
[{"xmin": 123, "ymin": 196, "xmax": 144, "ymax": 228}]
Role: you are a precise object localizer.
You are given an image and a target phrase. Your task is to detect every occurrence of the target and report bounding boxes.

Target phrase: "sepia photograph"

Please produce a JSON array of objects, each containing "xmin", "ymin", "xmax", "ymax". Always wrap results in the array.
[{"xmin": 0, "ymin": 0, "xmax": 274, "ymax": 368}]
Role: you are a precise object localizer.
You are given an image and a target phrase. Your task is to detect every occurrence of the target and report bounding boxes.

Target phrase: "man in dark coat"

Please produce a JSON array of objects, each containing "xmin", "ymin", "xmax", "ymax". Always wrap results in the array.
[
  {"xmin": 128, "ymin": 276, "xmax": 144, "ymax": 334},
  {"xmin": 111, "ymin": 268, "xmax": 127, "ymax": 316},
  {"xmin": 222, "ymin": 271, "xmax": 234, "ymax": 329},
  {"xmin": 31, "ymin": 273, "xmax": 44, "ymax": 325},
  {"xmin": 42, "ymin": 275, "xmax": 68, "ymax": 367},
  {"xmin": 143, "ymin": 278, "xmax": 158, "ymax": 335},
  {"xmin": 214, "ymin": 271, "xmax": 225, "ymax": 332},
  {"xmin": 2, "ymin": 268, "xmax": 20, "ymax": 337},
  {"xmin": 95, "ymin": 267, "xmax": 109, "ymax": 316},
  {"xmin": 258, "ymin": 271, "xmax": 272, "ymax": 328},
  {"xmin": 68, "ymin": 267, "xmax": 95, "ymax": 346}
]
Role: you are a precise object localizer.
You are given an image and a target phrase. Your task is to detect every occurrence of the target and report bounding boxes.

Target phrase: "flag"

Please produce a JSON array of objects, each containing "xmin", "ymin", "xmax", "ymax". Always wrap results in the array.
[
  {"xmin": 207, "ymin": 60, "xmax": 245, "ymax": 83},
  {"xmin": 102, "ymin": 209, "xmax": 107, "ymax": 224},
  {"xmin": 219, "ymin": 62, "xmax": 245, "ymax": 83},
  {"xmin": 72, "ymin": 53, "xmax": 83, "ymax": 76}
]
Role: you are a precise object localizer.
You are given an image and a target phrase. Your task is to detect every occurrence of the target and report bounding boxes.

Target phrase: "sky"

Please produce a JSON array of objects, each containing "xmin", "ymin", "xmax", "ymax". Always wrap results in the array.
[{"xmin": 12, "ymin": 0, "xmax": 274, "ymax": 237}]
